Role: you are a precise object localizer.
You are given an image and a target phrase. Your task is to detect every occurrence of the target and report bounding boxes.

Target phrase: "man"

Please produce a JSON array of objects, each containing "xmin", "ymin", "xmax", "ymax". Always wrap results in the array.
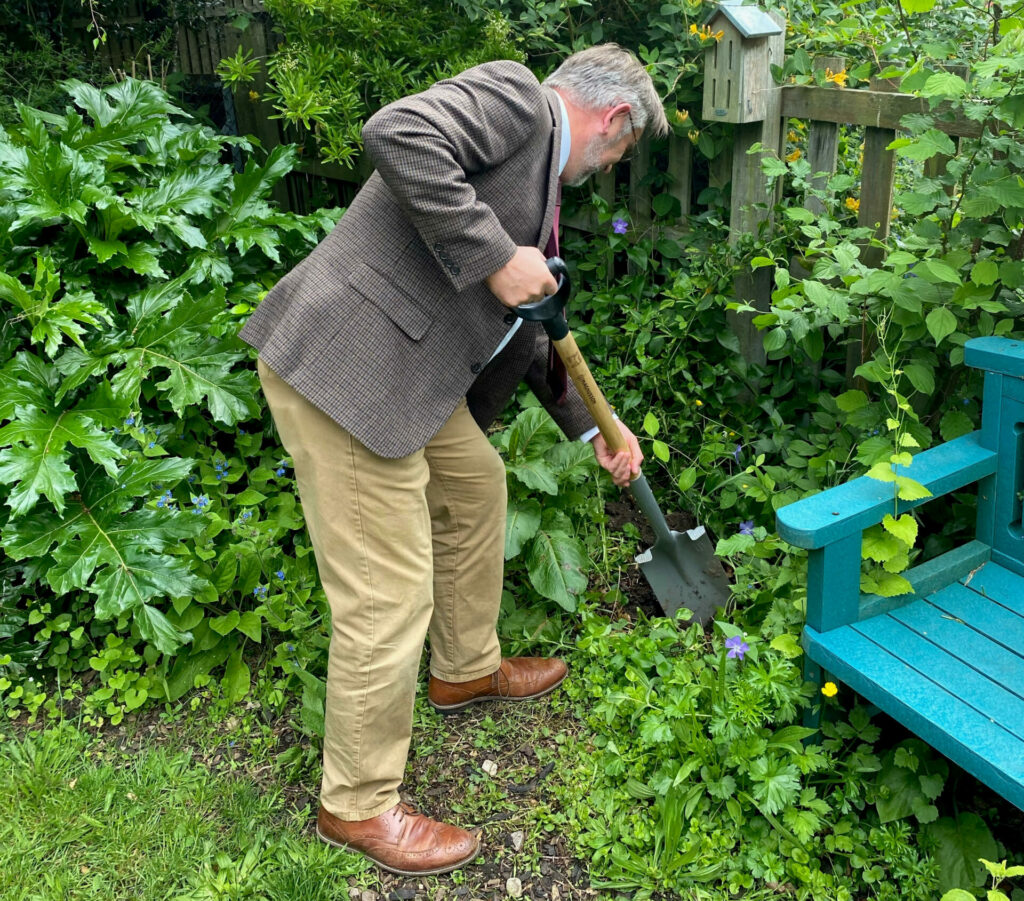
[{"xmin": 240, "ymin": 43, "xmax": 669, "ymax": 876}]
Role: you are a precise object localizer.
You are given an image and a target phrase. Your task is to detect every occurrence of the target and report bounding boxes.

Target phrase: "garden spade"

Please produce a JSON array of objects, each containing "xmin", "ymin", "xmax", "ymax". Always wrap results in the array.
[{"xmin": 514, "ymin": 258, "xmax": 731, "ymax": 624}]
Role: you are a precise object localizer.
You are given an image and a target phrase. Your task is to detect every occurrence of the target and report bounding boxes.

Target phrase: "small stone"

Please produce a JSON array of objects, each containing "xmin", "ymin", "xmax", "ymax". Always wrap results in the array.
[
  {"xmin": 349, "ymin": 889, "xmax": 361, "ymax": 900},
  {"xmin": 361, "ymin": 891, "xmax": 379, "ymax": 901},
  {"xmin": 395, "ymin": 890, "xmax": 417, "ymax": 900},
  {"xmin": 510, "ymin": 830, "xmax": 525, "ymax": 852},
  {"xmin": 481, "ymin": 759, "xmax": 498, "ymax": 776},
  {"xmin": 505, "ymin": 877, "xmax": 523, "ymax": 899},
  {"xmin": 551, "ymin": 887, "xmax": 561, "ymax": 901}
]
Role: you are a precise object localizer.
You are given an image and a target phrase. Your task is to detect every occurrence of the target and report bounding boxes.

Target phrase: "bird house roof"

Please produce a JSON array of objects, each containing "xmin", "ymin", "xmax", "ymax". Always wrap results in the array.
[{"xmin": 703, "ymin": 0, "xmax": 783, "ymax": 38}]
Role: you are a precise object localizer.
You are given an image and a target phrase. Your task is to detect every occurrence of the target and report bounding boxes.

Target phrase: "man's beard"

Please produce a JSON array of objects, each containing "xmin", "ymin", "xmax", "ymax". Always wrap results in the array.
[{"xmin": 562, "ymin": 133, "xmax": 612, "ymax": 187}]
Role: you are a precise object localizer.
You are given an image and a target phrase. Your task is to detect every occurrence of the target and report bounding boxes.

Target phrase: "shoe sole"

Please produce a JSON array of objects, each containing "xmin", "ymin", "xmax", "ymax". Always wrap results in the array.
[
  {"xmin": 316, "ymin": 827, "xmax": 480, "ymax": 876},
  {"xmin": 428, "ymin": 670, "xmax": 568, "ymax": 714}
]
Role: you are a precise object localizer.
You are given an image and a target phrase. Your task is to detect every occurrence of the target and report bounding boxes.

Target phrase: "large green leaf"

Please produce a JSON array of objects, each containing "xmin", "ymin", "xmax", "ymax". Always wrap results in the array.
[
  {"xmin": 525, "ymin": 528, "xmax": 588, "ymax": 611},
  {"xmin": 505, "ymin": 498, "xmax": 542, "ymax": 559},
  {"xmin": 925, "ymin": 814, "xmax": 998, "ymax": 891}
]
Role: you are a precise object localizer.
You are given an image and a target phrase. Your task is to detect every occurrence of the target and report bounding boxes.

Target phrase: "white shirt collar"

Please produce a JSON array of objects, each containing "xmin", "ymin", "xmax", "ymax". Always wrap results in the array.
[{"xmin": 555, "ymin": 92, "xmax": 570, "ymax": 176}]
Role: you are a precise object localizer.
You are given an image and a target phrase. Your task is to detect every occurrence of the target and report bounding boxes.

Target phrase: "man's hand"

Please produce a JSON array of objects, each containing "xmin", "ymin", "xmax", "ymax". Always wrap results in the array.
[
  {"xmin": 591, "ymin": 420, "xmax": 643, "ymax": 488},
  {"xmin": 485, "ymin": 247, "xmax": 559, "ymax": 308}
]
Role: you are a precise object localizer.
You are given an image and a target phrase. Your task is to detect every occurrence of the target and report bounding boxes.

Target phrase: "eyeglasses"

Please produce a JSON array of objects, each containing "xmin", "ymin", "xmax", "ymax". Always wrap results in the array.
[{"xmin": 621, "ymin": 110, "xmax": 640, "ymax": 162}]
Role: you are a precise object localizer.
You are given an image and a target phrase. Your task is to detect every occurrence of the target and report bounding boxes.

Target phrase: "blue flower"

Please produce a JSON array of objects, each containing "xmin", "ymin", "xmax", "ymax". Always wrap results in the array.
[
  {"xmin": 612, "ymin": 218, "xmax": 628, "ymax": 234},
  {"xmin": 240, "ymin": 511, "xmax": 252, "ymax": 521},
  {"xmin": 725, "ymin": 634, "xmax": 749, "ymax": 660},
  {"xmin": 733, "ymin": 443, "xmax": 743, "ymax": 463},
  {"xmin": 287, "ymin": 643, "xmax": 295, "ymax": 652},
  {"xmin": 124, "ymin": 415, "xmax": 135, "ymax": 426},
  {"xmin": 147, "ymin": 441, "xmax": 155, "ymax": 449},
  {"xmin": 275, "ymin": 466, "xmax": 286, "ymax": 476},
  {"xmin": 253, "ymin": 585, "xmax": 268, "ymax": 599},
  {"xmin": 962, "ymin": 398, "xmax": 970, "ymax": 406},
  {"xmin": 739, "ymin": 520, "xmax": 754, "ymax": 536},
  {"xmin": 275, "ymin": 570, "xmax": 285, "ymax": 580},
  {"xmin": 238, "ymin": 428, "xmax": 246, "ymax": 435}
]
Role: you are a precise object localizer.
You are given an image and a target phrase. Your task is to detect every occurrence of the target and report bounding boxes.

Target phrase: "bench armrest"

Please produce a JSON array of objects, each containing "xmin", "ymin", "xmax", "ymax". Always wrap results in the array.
[{"xmin": 777, "ymin": 432, "xmax": 998, "ymax": 550}]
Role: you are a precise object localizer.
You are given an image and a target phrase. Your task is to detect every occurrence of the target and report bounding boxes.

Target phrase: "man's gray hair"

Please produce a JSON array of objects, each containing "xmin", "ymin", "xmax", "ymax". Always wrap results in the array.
[{"xmin": 544, "ymin": 44, "xmax": 669, "ymax": 138}]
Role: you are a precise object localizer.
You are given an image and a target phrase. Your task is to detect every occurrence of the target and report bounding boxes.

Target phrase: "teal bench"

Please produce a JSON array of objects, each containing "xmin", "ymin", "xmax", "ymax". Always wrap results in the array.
[{"xmin": 776, "ymin": 336, "xmax": 1024, "ymax": 811}]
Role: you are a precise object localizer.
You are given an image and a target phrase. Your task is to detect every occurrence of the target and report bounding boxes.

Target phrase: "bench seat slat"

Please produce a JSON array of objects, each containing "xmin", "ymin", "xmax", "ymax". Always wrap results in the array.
[
  {"xmin": 887, "ymin": 592, "xmax": 1024, "ymax": 701},
  {"xmin": 961, "ymin": 562, "xmax": 1024, "ymax": 617},
  {"xmin": 851, "ymin": 615, "xmax": 1024, "ymax": 740},
  {"xmin": 805, "ymin": 626, "xmax": 1024, "ymax": 810}
]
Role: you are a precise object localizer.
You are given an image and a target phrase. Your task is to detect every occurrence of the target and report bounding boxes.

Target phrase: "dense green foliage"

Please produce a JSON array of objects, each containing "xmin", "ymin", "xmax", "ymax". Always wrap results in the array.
[
  {"xmin": 0, "ymin": 79, "xmax": 338, "ymax": 723},
  {"xmin": 219, "ymin": 0, "xmax": 524, "ymax": 166},
  {"xmin": 1, "ymin": 0, "xmax": 1023, "ymax": 898}
]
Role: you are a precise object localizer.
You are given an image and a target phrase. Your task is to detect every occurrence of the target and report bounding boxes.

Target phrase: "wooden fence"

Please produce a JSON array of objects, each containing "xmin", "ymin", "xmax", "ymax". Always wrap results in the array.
[{"xmin": 91, "ymin": 1, "xmax": 984, "ymax": 365}]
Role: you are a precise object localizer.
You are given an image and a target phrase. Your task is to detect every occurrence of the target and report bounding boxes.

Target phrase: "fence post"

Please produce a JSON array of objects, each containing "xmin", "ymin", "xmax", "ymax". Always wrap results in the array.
[
  {"xmin": 701, "ymin": 4, "xmax": 786, "ymax": 366},
  {"xmin": 804, "ymin": 56, "xmax": 845, "ymax": 217}
]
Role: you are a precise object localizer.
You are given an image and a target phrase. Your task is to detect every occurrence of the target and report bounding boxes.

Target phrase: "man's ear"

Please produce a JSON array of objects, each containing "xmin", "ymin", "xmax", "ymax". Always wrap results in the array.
[{"xmin": 600, "ymin": 102, "xmax": 632, "ymax": 135}]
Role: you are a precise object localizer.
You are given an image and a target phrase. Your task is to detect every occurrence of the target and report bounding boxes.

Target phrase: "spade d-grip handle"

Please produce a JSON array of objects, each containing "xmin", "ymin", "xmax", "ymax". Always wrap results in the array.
[{"xmin": 514, "ymin": 258, "xmax": 627, "ymax": 454}]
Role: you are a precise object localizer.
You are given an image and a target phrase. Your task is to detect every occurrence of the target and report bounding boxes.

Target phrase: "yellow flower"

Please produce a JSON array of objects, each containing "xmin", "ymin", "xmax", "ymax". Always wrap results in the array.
[
  {"xmin": 714, "ymin": 29, "xmax": 724, "ymax": 41},
  {"xmin": 248, "ymin": 90, "xmax": 260, "ymax": 101},
  {"xmin": 787, "ymin": 130, "xmax": 800, "ymax": 143},
  {"xmin": 822, "ymin": 681, "xmax": 838, "ymax": 698},
  {"xmin": 675, "ymin": 109, "xmax": 690, "ymax": 124},
  {"xmin": 689, "ymin": 23, "xmax": 699, "ymax": 34},
  {"xmin": 695, "ymin": 399, "xmax": 703, "ymax": 407},
  {"xmin": 825, "ymin": 67, "xmax": 848, "ymax": 88},
  {"xmin": 687, "ymin": 129, "xmax": 700, "ymax": 145},
  {"xmin": 786, "ymin": 149, "xmax": 802, "ymax": 162},
  {"xmin": 845, "ymin": 197, "xmax": 860, "ymax": 213}
]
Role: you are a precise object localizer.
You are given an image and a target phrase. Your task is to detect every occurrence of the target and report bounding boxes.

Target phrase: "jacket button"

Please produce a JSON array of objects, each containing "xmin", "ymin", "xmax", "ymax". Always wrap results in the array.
[
  {"xmin": 503, "ymin": 312, "xmax": 517, "ymax": 325},
  {"xmin": 470, "ymin": 362, "xmax": 482, "ymax": 374},
  {"xmin": 450, "ymin": 265, "xmax": 460, "ymax": 275},
  {"xmin": 433, "ymin": 242, "xmax": 443, "ymax": 252}
]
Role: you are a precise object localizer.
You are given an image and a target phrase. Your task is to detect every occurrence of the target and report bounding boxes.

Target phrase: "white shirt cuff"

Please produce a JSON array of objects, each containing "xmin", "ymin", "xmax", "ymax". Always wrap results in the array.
[{"xmin": 579, "ymin": 413, "xmax": 618, "ymax": 443}]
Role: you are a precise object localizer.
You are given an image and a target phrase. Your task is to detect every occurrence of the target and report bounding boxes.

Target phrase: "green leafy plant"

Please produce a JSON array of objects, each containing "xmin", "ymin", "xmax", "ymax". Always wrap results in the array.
[{"xmin": 0, "ymin": 77, "xmax": 338, "ymax": 724}]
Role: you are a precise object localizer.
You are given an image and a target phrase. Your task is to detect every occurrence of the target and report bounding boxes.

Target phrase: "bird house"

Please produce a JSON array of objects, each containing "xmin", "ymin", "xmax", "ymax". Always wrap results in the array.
[{"xmin": 702, "ymin": 0, "xmax": 784, "ymax": 124}]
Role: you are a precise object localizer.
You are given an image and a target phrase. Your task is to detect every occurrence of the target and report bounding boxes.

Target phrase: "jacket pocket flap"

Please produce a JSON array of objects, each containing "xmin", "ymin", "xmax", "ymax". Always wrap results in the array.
[{"xmin": 347, "ymin": 263, "xmax": 432, "ymax": 341}]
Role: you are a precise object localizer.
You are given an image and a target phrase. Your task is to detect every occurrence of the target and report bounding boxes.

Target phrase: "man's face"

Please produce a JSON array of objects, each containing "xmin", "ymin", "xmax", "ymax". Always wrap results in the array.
[{"xmin": 562, "ymin": 113, "xmax": 640, "ymax": 187}]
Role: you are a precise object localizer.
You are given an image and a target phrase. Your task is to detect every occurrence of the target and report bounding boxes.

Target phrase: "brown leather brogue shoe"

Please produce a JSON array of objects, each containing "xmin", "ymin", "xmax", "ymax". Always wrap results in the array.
[
  {"xmin": 316, "ymin": 802, "xmax": 479, "ymax": 876},
  {"xmin": 428, "ymin": 657, "xmax": 568, "ymax": 713}
]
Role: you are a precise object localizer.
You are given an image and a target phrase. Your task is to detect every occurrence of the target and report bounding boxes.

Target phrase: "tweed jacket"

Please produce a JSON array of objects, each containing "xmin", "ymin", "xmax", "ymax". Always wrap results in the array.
[{"xmin": 240, "ymin": 60, "xmax": 595, "ymax": 458}]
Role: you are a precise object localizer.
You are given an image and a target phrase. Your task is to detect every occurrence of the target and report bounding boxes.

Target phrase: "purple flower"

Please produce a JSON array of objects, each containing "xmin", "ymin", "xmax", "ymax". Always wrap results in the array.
[
  {"xmin": 733, "ymin": 443, "xmax": 743, "ymax": 463},
  {"xmin": 612, "ymin": 218, "xmax": 628, "ymax": 234},
  {"xmin": 739, "ymin": 520, "xmax": 754, "ymax": 536},
  {"xmin": 725, "ymin": 635, "xmax": 749, "ymax": 660}
]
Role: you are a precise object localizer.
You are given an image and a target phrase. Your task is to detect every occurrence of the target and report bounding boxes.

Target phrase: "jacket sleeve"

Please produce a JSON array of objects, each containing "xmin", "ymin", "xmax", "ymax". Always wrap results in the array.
[{"xmin": 361, "ymin": 60, "xmax": 548, "ymax": 293}]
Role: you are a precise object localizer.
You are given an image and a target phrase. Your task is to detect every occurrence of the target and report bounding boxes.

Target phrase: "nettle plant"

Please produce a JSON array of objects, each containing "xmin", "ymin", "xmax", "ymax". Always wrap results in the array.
[
  {"xmin": 0, "ymin": 79, "xmax": 338, "ymax": 723},
  {"xmin": 741, "ymin": 21, "xmax": 1024, "ymax": 594}
]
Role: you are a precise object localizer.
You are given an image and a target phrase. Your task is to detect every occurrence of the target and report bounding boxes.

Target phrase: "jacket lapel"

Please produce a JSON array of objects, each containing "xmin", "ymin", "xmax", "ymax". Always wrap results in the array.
[{"xmin": 537, "ymin": 88, "xmax": 562, "ymax": 251}]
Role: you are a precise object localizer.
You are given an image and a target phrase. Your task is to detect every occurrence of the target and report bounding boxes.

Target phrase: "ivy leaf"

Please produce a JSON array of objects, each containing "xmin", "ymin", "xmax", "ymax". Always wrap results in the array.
[
  {"xmin": 526, "ymin": 529, "xmax": 588, "ymax": 611},
  {"xmin": 895, "ymin": 475, "xmax": 932, "ymax": 501},
  {"xmin": 505, "ymin": 498, "xmax": 542, "ymax": 559}
]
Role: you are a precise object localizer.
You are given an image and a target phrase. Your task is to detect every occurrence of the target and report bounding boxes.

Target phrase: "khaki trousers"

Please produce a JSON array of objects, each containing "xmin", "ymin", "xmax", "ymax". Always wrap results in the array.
[{"xmin": 257, "ymin": 361, "xmax": 506, "ymax": 820}]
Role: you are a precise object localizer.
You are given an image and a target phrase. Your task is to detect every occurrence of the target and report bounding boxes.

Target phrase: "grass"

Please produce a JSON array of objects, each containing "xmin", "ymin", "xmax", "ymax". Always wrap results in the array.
[
  {"xmin": 0, "ymin": 686, "xmax": 596, "ymax": 901},
  {"xmin": 0, "ymin": 717, "xmax": 366, "ymax": 901}
]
